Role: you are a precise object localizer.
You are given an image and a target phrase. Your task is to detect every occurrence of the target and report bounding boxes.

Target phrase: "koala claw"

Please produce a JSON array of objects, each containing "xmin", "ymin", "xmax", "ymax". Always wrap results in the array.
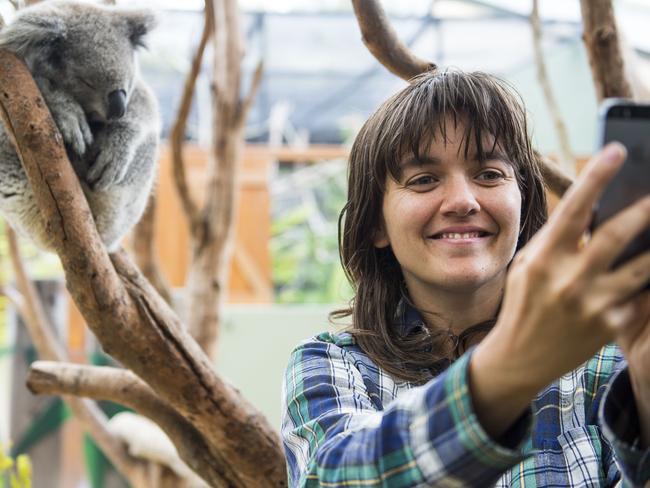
[
  {"xmin": 87, "ymin": 149, "xmax": 130, "ymax": 191},
  {"xmin": 56, "ymin": 109, "xmax": 93, "ymax": 156}
]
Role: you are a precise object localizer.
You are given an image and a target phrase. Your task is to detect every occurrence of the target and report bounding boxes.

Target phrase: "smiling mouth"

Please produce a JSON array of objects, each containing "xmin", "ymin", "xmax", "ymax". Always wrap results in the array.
[{"xmin": 431, "ymin": 231, "xmax": 490, "ymax": 240}]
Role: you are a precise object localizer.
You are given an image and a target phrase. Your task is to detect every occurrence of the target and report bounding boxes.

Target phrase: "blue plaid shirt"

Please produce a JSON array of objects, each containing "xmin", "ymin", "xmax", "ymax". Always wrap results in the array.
[{"xmin": 281, "ymin": 307, "xmax": 650, "ymax": 487}]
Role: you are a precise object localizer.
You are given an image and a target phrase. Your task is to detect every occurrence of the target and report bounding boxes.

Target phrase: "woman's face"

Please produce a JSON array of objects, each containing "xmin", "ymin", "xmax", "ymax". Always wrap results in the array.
[{"xmin": 374, "ymin": 121, "xmax": 522, "ymax": 296}]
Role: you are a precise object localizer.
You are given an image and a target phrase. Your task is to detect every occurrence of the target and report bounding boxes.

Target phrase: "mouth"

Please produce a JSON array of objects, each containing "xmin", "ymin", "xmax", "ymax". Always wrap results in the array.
[{"xmin": 430, "ymin": 231, "xmax": 491, "ymax": 240}]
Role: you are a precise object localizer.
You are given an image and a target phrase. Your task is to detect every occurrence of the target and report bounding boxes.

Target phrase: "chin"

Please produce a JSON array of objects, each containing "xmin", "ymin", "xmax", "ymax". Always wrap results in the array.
[{"xmin": 435, "ymin": 268, "xmax": 503, "ymax": 291}]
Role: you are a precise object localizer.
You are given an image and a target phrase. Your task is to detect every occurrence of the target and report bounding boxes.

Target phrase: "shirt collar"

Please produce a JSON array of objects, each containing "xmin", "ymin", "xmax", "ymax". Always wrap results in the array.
[{"xmin": 394, "ymin": 299, "xmax": 428, "ymax": 338}]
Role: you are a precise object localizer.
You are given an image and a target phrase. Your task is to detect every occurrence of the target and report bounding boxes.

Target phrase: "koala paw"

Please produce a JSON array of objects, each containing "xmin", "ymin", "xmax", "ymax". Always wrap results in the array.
[
  {"xmin": 86, "ymin": 144, "xmax": 132, "ymax": 191},
  {"xmin": 54, "ymin": 106, "xmax": 93, "ymax": 156}
]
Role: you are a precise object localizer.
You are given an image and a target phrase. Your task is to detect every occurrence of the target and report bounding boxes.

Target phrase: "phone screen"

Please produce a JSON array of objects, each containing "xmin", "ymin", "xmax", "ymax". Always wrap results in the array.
[{"xmin": 593, "ymin": 106, "xmax": 650, "ymax": 268}]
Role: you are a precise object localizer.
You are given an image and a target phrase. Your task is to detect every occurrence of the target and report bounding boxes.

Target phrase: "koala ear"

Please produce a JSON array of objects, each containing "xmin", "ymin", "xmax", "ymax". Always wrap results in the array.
[
  {"xmin": 0, "ymin": 12, "xmax": 67, "ymax": 57},
  {"xmin": 122, "ymin": 10, "xmax": 157, "ymax": 49}
]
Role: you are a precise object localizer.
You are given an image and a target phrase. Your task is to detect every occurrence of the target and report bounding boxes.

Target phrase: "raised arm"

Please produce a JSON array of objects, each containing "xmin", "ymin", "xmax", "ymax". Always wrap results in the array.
[{"xmin": 282, "ymin": 333, "xmax": 532, "ymax": 487}]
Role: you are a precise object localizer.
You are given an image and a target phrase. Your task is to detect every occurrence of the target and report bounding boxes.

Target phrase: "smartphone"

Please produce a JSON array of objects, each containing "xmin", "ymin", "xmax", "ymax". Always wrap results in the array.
[{"xmin": 592, "ymin": 99, "xmax": 650, "ymax": 280}]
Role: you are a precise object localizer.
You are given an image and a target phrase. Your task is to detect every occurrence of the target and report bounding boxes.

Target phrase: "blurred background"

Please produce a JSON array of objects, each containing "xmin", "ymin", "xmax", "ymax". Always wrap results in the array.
[{"xmin": 0, "ymin": 0, "xmax": 649, "ymax": 486}]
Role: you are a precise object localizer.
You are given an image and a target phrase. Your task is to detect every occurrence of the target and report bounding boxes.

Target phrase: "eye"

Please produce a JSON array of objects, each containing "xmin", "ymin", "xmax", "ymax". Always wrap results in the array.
[
  {"xmin": 406, "ymin": 174, "xmax": 438, "ymax": 192},
  {"xmin": 476, "ymin": 170, "xmax": 505, "ymax": 183}
]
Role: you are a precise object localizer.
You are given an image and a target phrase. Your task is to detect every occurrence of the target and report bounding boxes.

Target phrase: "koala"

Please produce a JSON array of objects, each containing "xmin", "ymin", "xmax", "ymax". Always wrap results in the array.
[{"xmin": 0, "ymin": 0, "xmax": 160, "ymax": 251}]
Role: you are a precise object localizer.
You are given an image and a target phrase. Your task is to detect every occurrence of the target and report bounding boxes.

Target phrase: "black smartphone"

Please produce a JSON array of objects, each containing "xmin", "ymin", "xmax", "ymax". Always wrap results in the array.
[{"xmin": 592, "ymin": 99, "xmax": 650, "ymax": 280}]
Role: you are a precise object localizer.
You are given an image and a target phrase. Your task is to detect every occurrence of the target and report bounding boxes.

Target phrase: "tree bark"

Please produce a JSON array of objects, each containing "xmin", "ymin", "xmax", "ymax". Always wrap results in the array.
[
  {"xmin": 27, "ymin": 362, "xmax": 229, "ymax": 487},
  {"xmin": 5, "ymin": 227, "xmax": 152, "ymax": 487},
  {"xmin": 580, "ymin": 0, "xmax": 633, "ymax": 100},
  {"xmin": 132, "ymin": 193, "xmax": 173, "ymax": 306},
  {"xmin": 185, "ymin": 0, "xmax": 263, "ymax": 359},
  {"xmin": 0, "ymin": 48, "xmax": 286, "ymax": 487},
  {"xmin": 351, "ymin": 0, "xmax": 435, "ymax": 80}
]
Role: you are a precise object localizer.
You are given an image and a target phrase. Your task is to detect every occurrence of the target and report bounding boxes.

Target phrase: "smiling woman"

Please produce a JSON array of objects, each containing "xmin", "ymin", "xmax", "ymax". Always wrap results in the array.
[{"xmin": 281, "ymin": 68, "xmax": 650, "ymax": 487}]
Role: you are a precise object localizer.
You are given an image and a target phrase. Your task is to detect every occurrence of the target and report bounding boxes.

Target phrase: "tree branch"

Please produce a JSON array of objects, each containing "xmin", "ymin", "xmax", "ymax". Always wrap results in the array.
[
  {"xmin": 4, "ymin": 227, "xmax": 150, "ymax": 487},
  {"xmin": 170, "ymin": 0, "xmax": 213, "ymax": 227},
  {"xmin": 27, "ymin": 362, "xmax": 230, "ymax": 487},
  {"xmin": 6, "ymin": 226, "xmax": 66, "ymax": 361},
  {"xmin": 530, "ymin": 0, "xmax": 576, "ymax": 177},
  {"xmin": 132, "ymin": 193, "xmax": 173, "ymax": 305},
  {"xmin": 537, "ymin": 151, "xmax": 573, "ymax": 197},
  {"xmin": 0, "ymin": 48, "xmax": 286, "ymax": 486},
  {"xmin": 351, "ymin": 0, "xmax": 435, "ymax": 80},
  {"xmin": 580, "ymin": 0, "xmax": 633, "ymax": 100},
  {"xmin": 239, "ymin": 59, "xmax": 264, "ymax": 126}
]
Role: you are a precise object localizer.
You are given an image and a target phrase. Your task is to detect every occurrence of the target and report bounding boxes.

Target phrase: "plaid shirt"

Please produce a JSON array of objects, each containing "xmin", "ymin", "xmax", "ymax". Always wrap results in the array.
[{"xmin": 281, "ymin": 307, "xmax": 650, "ymax": 487}]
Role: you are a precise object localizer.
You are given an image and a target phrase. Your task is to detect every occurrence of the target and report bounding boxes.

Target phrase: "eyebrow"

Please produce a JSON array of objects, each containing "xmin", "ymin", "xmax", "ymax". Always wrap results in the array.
[
  {"xmin": 399, "ymin": 155, "xmax": 442, "ymax": 169},
  {"xmin": 399, "ymin": 150, "xmax": 510, "ymax": 169}
]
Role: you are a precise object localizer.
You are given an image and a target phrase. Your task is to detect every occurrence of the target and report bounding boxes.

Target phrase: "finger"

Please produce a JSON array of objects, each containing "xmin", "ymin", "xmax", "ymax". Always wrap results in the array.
[
  {"xmin": 585, "ymin": 195, "xmax": 650, "ymax": 272},
  {"xmin": 82, "ymin": 121, "xmax": 93, "ymax": 148},
  {"xmin": 545, "ymin": 143, "xmax": 627, "ymax": 246},
  {"xmin": 594, "ymin": 250, "xmax": 650, "ymax": 304},
  {"xmin": 87, "ymin": 155, "xmax": 108, "ymax": 183}
]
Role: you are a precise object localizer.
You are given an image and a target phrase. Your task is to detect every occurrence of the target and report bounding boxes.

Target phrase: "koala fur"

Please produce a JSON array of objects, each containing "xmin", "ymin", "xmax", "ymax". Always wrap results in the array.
[{"xmin": 0, "ymin": 0, "xmax": 160, "ymax": 251}]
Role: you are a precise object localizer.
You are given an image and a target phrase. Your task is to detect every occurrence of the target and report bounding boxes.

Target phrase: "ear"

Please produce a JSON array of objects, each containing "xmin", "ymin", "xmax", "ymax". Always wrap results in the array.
[
  {"xmin": 121, "ymin": 9, "xmax": 157, "ymax": 49},
  {"xmin": 373, "ymin": 222, "xmax": 390, "ymax": 248},
  {"xmin": 0, "ymin": 11, "xmax": 67, "ymax": 57}
]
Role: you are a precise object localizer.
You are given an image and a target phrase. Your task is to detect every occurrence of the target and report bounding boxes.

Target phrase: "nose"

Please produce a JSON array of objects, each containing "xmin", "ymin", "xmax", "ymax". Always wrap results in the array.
[
  {"xmin": 107, "ymin": 90, "xmax": 127, "ymax": 119},
  {"xmin": 439, "ymin": 176, "xmax": 480, "ymax": 217}
]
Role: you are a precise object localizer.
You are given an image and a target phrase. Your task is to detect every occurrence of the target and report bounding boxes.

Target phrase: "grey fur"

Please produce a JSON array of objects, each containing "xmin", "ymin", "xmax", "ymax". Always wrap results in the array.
[{"xmin": 0, "ymin": 0, "xmax": 160, "ymax": 251}]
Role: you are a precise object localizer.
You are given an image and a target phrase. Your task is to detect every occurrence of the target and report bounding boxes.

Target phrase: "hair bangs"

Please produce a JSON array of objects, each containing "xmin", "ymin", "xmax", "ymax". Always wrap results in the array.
[{"xmin": 375, "ymin": 70, "xmax": 532, "ymax": 184}]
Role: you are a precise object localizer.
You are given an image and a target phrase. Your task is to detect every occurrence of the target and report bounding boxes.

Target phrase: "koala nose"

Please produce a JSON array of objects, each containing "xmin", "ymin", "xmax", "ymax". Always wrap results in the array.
[{"xmin": 107, "ymin": 90, "xmax": 127, "ymax": 119}]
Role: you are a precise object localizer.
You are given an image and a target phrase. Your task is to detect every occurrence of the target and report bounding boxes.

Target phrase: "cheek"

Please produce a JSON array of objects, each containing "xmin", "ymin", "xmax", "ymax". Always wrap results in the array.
[
  {"xmin": 501, "ymin": 190, "xmax": 523, "ymax": 237},
  {"xmin": 383, "ymin": 193, "xmax": 434, "ymax": 235}
]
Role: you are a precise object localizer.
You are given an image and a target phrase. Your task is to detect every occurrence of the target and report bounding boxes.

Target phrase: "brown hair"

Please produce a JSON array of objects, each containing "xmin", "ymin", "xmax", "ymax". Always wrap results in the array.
[{"xmin": 331, "ymin": 69, "xmax": 548, "ymax": 383}]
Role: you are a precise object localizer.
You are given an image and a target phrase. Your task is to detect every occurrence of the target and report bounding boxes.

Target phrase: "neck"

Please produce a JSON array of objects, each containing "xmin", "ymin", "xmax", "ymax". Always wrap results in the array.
[{"xmin": 405, "ymin": 272, "xmax": 505, "ymax": 336}]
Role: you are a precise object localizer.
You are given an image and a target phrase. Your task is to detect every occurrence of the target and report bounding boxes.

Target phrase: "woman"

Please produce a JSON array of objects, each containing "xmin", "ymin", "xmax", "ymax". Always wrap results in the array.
[{"xmin": 282, "ymin": 70, "xmax": 650, "ymax": 487}]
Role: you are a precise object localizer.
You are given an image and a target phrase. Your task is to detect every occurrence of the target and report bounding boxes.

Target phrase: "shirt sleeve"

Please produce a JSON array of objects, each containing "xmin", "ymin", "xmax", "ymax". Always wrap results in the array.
[
  {"xmin": 600, "ymin": 365, "xmax": 650, "ymax": 487},
  {"xmin": 281, "ymin": 337, "xmax": 533, "ymax": 487}
]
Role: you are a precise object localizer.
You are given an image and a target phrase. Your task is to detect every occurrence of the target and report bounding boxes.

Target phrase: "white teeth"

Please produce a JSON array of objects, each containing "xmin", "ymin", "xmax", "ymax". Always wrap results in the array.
[{"xmin": 438, "ymin": 232, "xmax": 482, "ymax": 239}]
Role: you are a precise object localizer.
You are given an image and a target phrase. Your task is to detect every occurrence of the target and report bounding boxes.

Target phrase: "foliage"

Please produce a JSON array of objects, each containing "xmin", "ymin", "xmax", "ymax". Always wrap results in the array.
[
  {"xmin": 0, "ymin": 442, "xmax": 32, "ymax": 488},
  {"xmin": 271, "ymin": 160, "xmax": 352, "ymax": 304}
]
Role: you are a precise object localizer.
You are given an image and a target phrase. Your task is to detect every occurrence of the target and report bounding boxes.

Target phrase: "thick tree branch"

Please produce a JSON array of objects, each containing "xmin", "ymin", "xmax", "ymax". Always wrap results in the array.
[
  {"xmin": 170, "ymin": 0, "xmax": 213, "ymax": 227},
  {"xmin": 350, "ymin": 0, "xmax": 573, "ymax": 196},
  {"xmin": 132, "ymin": 193, "xmax": 173, "ymax": 306},
  {"xmin": 530, "ymin": 0, "xmax": 576, "ymax": 177},
  {"xmin": 580, "ymin": 0, "xmax": 633, "ymax": 100},
  {"xmin": 0, "ymin": 48, "xmax": 286, "ymax": 486},
  {"xmin": 351, "ymin": 0, "xmax": 435, "ymax": 80},
  {"xmin": 27, "ymin": 362, "xmax": 230, "ymax": 487}
]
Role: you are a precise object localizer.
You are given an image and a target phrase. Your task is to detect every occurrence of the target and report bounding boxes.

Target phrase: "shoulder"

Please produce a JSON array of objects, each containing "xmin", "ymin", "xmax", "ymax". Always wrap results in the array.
[{"xmin": 286, "ymin": 330, "xmax": 364, "ymax": 371}]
